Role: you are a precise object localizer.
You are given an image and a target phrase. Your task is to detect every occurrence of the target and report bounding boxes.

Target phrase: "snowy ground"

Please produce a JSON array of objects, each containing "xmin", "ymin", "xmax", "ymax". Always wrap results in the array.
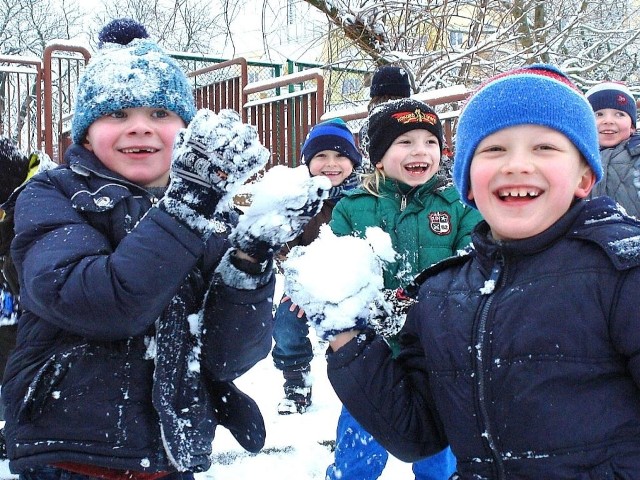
[{"xmin": 0, "ymin": 276, "xmax": 413, "ymax": 480}]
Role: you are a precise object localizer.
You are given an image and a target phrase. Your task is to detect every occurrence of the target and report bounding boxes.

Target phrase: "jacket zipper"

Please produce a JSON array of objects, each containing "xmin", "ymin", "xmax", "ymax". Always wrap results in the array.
[{"xmin": 475, "ymin": 254, "xmax": 507, "ymax": 479}]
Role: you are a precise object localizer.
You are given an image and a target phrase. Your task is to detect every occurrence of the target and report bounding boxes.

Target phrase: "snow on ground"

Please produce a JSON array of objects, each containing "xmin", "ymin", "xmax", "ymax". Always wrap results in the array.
[{"xmin": 0, "ymin": 275, "xmax": 412, "ymax": 480}]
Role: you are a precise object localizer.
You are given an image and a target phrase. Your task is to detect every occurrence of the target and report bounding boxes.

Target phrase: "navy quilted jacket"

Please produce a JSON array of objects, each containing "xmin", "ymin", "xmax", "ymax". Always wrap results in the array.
[
  {"xmin": 2, "ymin": 145, "xmax": 274, "ymax": 474},
  {"xmin": 328, "ymin": 197, "xmax": 640, "ymax": 479}
]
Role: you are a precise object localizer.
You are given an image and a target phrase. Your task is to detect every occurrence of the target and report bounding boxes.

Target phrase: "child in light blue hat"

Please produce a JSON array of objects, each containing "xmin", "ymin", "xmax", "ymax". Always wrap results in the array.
[{"xmin": 3, "ymin": 17, "xmax": 328, "ymax": 480}]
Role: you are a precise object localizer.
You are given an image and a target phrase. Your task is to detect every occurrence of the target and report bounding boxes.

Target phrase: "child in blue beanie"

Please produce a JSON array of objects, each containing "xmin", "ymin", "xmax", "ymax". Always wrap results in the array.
[
  {"xmin": 2, "ymin": 18, "xmax": 327, "ymax": 480},
  {"xmin": 272, "ymin": 117, "xmax": 361, "ymax": 414},
  {"xmin": 585, "ymin": 81, "xmax": 640, "ymax": 218},
  {"xmin": 287, "ymin": 64, "xmax": 640, "ymax": 478}
]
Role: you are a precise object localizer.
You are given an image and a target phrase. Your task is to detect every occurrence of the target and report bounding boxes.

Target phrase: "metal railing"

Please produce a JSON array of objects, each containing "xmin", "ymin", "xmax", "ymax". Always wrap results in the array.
[{"xmin": 0, "ymin": 44, "xmax": 468, "ymax": 166}]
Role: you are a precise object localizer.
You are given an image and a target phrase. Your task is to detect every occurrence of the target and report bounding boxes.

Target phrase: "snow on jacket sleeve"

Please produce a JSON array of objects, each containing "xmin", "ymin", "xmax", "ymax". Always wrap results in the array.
[
  {"xmin": 327, "ymin": 326, "xmax": 448, "ymax": 462},
  {"xmin": 11, "ymin": 174, "xmax": 218, "ymax": 341}
]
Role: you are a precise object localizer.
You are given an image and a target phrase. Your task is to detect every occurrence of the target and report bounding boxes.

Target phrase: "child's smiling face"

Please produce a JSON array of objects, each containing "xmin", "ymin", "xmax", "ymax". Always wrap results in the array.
[
  {"xmin": 594, "ymin": 108, "xmax": 635, "ymax": 148},
  {"xmin": 468, "ymin": 124, "xmax": 596, "ymax": 241},
  {"xmin": 308, "ymin": 150, "xmax": 354, "ymax": 186},
  {"xmin": 85, "ymin": 107, "xmax": 185, "ymax": 188},
  {"xmin": 376, "ymin": 129, "xmax": 441, "ymax": 187}
]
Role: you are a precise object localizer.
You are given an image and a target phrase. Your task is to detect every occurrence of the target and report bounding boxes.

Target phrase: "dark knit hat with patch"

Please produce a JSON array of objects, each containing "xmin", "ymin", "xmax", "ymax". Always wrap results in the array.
[
  {"xmin": 370, "ymin": 66, "xmax": 411, "ymax": 98},
  {"xmin": 585, "ymin": 81, "xmax": 637, "ymax": 128},
  {"xmin": 367, "ymin": 98, "xmax": 443, "ymax": 165},
  {"xmin": 71, "ymin": 18, "xmax": 196, "ymax": 144},
  {"xmin": 301, "ymin": 118, "xmax": 362, "ymax": 167},
  {"xmin": 453, "ymin": 64, "xmax": 601, "ymax": 209}
]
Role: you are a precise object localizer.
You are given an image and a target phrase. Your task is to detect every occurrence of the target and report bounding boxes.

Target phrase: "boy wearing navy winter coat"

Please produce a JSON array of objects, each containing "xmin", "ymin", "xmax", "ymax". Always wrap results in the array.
[
  {"xmin": 287, "ymin": 64, "xmax": 640, "ymax": 478},
  {"xmin": 2, "ymin": 19, "xmax": 326, "ymax": 480}
]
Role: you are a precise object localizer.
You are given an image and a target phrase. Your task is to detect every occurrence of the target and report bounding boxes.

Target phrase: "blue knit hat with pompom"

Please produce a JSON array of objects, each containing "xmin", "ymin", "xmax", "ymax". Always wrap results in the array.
[
  {"xmin": 301, "ymin": 118, "xmax": 362, "ymax": 167},
  {"xmin": 71, "ymin": 18, "xmax": 196, "ymax": 143},
  {"xmin": 453, "ymin": 64, "xmax": 602, "ymax": 209}
]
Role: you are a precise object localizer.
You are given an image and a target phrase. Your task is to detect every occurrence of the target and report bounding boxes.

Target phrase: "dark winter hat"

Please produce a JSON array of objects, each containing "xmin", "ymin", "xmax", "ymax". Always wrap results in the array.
[
  {"xmin": 367, "ymin": 98, "xmax": 443, "ymax": 166},
  {"xmin": 453, "ymin": 64, "xmax": 602, "ymax": 209},
  {"xmin": 301, "ymin": 118, "xmax": 362, "ymax": 167},
  {"xmin": 0, "ymin": 136, "xmax": 30, "ymax": 204},
  {"xmin": 71, "ymin": 18, "xmax": 196, "ymax": 144},
  {"xmin": 370, "ymin": 66, "xmax": 411, "ymax": 98},
  {"xmin": 585, "ymin": 81, "xmax": 637, "ymax": 128}
]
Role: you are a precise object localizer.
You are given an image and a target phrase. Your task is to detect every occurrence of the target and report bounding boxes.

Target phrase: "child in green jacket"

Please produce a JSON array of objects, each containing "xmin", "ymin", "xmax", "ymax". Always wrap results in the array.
[{"xmin": 326, "ymin": 98, "xmax": 482, "ymax": 480}]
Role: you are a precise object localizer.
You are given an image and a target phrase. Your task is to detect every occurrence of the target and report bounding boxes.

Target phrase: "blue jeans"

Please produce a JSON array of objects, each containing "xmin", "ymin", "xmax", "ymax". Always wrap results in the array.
[
  {"xmin": 326, "ymin": 406, "xmax": 456, "ymax": 480},
  {"xmin": 19, "ymin": 465, "xmax": 195, "ymax": 480},
  {"xmin": 271, "ymin": 296, "xmax": 313, "ymax": 372}
]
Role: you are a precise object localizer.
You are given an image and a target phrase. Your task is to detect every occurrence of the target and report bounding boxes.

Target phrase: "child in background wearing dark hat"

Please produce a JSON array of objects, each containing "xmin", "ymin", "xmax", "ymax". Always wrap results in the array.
[
  {"xmin": 272, "ymin": 118, "xmax": 361, "ymax": 414},
  {"xmin": 585, "ymin": 81, "xmax": 640, "ymax": 217},
  {"xmin": 291, "ymin": 64, "xmax": 640, "ymax": 478},
  {"xmin": 1, "ymin": 18, "xmax": 327, "ymax": 480},
  {"xmin": 325, "ymin": 98, "xmax": 481, "ymax": 480},
  {"xmin": 358, "ymin": 65, "xmax": 411, "ymax": 167},
  {"xmin": 0, "ymin": 137, "xmax": 56, "ymax": 426},
  {"xmin": 0, "ymin": 137, "xmax": 30, "ymax": 427}
]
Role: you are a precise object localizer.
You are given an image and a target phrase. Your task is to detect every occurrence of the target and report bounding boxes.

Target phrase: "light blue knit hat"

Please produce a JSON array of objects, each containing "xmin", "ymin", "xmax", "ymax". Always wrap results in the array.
[
  {"xmin": 71, "ymin": 18, "xmax": 196, "ymax": 144},
  {"xmin": 453, "ymin": 64, "xmax": 602, "ymax": 209}
]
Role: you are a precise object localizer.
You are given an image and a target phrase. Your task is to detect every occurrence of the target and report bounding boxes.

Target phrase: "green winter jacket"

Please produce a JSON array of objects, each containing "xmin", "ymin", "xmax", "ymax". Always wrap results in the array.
[{"xmin": 330, "ymin": 175, "xmax": 482, "ymax": 289}]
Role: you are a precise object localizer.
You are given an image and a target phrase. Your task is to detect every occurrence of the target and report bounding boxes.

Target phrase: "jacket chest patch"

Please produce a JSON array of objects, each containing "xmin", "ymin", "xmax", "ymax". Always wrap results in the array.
[{"xmin": 428, "ymin": 211, "xmax": 451, "ymax": 235}]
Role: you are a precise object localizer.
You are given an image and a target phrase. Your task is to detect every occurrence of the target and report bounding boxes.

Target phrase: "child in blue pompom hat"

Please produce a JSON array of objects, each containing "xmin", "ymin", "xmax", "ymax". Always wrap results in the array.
[
  {"xmin": 2, "ymin": 17, "xmax": 328, "ymax": 480},
  {"xmin": 585, "ymin": 81, "xmax": 640, "ymax": 218},
  {"xmin": 271, "ymin": 117, "xmax": 361, "ymax": 415},
  {"xmin": 289, "ymin": 64, "xmax": 640, "ymax": 478}
]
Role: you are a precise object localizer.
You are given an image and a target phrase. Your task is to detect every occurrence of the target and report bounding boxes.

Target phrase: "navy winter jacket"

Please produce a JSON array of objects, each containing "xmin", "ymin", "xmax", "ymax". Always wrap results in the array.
[
  {"xmin": 328, "ymin": 197, "xmax": 640, "ymax": 479},
  {"xmin": 2, "ymin": 145, "xmax": 275, "ymax": 474}
]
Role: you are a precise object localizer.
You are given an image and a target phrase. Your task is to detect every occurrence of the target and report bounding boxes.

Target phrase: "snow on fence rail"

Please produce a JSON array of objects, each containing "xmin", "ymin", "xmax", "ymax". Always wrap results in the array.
[{"xmin": 0, "ymin": 43, "xmax": 467, "ymax": 165}]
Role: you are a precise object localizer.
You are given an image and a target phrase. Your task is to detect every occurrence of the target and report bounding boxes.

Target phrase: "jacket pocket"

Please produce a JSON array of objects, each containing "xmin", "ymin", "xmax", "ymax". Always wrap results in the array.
[{"xmin": 17, "ymin": 343, "xmax": 88, "ymax": 422}]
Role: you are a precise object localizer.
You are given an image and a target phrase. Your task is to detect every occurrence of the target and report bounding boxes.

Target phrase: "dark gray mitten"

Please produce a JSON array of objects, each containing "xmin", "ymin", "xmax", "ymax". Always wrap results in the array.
[
  {"xmin": 228, "ymin": 165, "xmax": 331, "ymax": 263},
  {"xmin": 209, "ymin": 380, "xmax": 266, "ymax": 453},
  {"xmin": 158, "ymin": 109, "xmax": 270, "ymax": 238},
  {"xmin": 369, "ymin": 288, "xmax": 417, "ymax": 337}
]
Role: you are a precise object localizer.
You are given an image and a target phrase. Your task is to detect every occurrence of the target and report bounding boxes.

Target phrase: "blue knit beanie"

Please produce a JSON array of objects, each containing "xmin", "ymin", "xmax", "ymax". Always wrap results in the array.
[
  {"xmin": 585, "ymin": 81, "xmax": 637, "ymax": 128},
  {"xmin": 453, "ymin": 64, "xmax": 602, "ymax": 209},
  {"xmin": 71, "ymin": 18, "xmax": 196, "ymax": 144},
  {"xmin": 301, "ymin": 118, "xmax": 362, "ymax": 167},
  {"xmin": 370, "ymin": 66, "xmax": 411, "ymax": 98}
]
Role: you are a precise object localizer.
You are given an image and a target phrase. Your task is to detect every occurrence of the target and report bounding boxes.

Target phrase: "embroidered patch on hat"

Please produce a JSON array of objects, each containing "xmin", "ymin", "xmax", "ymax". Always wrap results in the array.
[
  {"xmin": 428, "ymin": 211, "xmax": 451, "ymax": 235},
  {"xmin": 391, "ymin": 109, "xmax": 438, "ymax": 126},
  {"xmin": 616, "ymin": 93, "xmax": 631, "ymax": 106}
]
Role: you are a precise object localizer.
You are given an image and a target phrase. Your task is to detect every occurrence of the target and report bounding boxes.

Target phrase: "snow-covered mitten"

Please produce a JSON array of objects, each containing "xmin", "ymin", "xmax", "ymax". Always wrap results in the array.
[
  {"xmin": 284, "ymin": 225, "xmax": 397, "ymax": 340},
  {"xmin": 158, "ymin": 108, "xmax": 270, "ymax": 238},
  {"xmin": 209, "ymin": 380, "xmax": 266, "ymax": 453},
  {"xmin": 369, "ymin": 287, "xmax": 417, "ymax": 337},
  {"xmin": 0, "ymin": 136, "xmax": 30, "ymax": 204},
  {"xmin": 228, "ymin": 165, "xmax": 331, "ymax": 263}
]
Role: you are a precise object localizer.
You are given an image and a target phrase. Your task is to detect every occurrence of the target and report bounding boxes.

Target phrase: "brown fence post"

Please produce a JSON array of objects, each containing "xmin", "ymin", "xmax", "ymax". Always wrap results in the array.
[{"xmin": 42, "ymin": 43, "xmax": 91, "ymax": 162}]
